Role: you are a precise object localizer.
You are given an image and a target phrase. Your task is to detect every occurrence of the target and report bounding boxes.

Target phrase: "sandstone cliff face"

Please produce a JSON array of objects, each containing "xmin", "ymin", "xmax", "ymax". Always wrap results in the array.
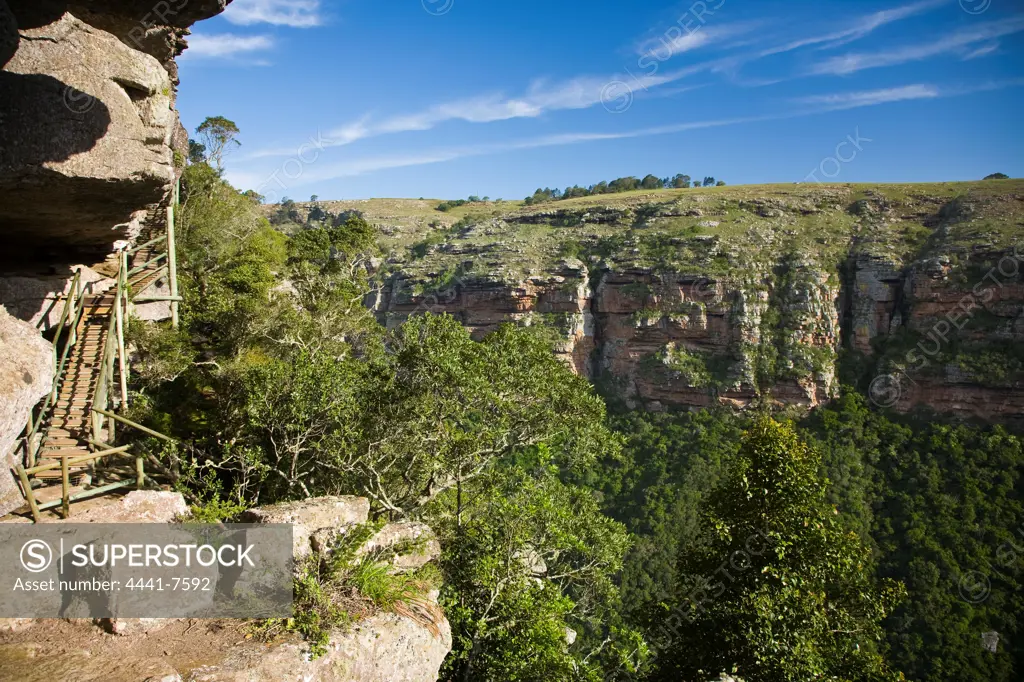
[
  {"xmin": 376, "ymin": 261, "xmax": 840, "ymax": 411},
  {"xmin": 356, "ymin": 183, "xmax": 1024, "ymax": 424},
  {"xmin": 0, "ymin": 308, "xmax": 52, "ymax": 514},
  {"xmin": 1, "ymin": 11, "xmax": 178, "ymax": 259}
]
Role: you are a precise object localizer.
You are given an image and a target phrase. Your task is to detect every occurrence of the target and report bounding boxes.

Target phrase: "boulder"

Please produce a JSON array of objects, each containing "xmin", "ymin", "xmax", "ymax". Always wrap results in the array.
[
  {"xmin": 132, "ymin": 274, "xmax": 173, "ymax": 321},
  {"xmin": 0, "ymin": 307, "xmax": 53, "ymax": 515},
  {"xmin": 72, "ymin": 490, "xmax": 188, "ymax": 523},
  {"xmin": 185, "ymin": 610, "xmax": 452, "ymax": 682},
  {"xmin": 356, "ymin": 521, "xmax": 441, "ymax": 573},
  {"xmin": 241, "ymin": 495, "xmax": 370, "ymax": 559},
  {"xmin": 0, "ymin": 12, "xmax": 175, "ymax": 260}
]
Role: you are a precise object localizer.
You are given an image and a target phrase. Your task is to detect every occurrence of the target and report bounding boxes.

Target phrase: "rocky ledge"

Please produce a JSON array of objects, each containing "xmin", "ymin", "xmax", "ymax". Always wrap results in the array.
[
  {"xmin": 0, "ymin": 0, "xmax": 229, "ymax": 263},
  {"xmin": 0, "ymin": 494, "xmax": 452, "ymax": 682}
]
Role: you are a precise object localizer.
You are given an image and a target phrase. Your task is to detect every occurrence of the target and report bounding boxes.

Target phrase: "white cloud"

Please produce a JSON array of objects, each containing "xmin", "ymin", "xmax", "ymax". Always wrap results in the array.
[
  {"xmin": 795, "ymin": 84, "xmax": 940, "ymax": 109},
  {"xmin": 183, "ymin": 33, "xmax": 274, "ymax": 58},
  {"xmin": 245, "ymin": 67, "xmax": 705, "ymax": 158},
  {"xmin": 759, "ymin": 0, "xmax": 944, "ymax": 58},
  {"xmin": 637, "ymin": 22, "xmax": 760, "ymax": 62},
  {"xmin": 962, "ymin": 42, "xmax": 1000, "ymax": 60},
  {"xmin": 810, "ymin": 17, "xmax": 1024, "ymax": 75},
  {"xmin": 224, "ymin": 0, "xmax": 322, "ymax": 28}
]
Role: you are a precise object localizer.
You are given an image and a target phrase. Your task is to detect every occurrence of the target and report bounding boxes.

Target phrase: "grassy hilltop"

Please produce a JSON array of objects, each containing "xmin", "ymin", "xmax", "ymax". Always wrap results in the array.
[{"xmin": 267, "ymin": 179, "xmax": 1024, "ymax": 283}]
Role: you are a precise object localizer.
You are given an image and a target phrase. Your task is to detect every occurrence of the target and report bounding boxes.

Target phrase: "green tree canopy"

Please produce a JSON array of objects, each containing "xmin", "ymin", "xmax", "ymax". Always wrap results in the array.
[
  {"xmin": 654, "ymin": 418, "xmax": 906, "ymax": 682},
  {"xmin": 195, "ymin": 115, "xmax": 241, "ymax": 170}
]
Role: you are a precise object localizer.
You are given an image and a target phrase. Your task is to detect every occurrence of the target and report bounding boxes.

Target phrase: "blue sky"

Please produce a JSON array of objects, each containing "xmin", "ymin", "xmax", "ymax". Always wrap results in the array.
[{"xmin": 176, "ymin": 0, "xmax": 1024, "ymax": 202}]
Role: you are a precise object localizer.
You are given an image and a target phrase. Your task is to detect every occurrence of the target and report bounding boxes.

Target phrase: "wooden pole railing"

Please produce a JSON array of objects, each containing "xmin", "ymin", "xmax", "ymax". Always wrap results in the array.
[{"xmin": 168, "ymin": 179, "xmax": 180, "ymax": 328}]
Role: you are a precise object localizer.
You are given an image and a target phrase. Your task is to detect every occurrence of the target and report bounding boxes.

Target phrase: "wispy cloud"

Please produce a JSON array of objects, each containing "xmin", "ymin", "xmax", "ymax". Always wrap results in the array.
[
  {"xmin": 795, "ymin": 79, "xmax": 1024, "ymax": 111},
  {"xmin": 183, "ymin": 33, "xmax": 274, "ymax": 59},
  {"xmin": 962, "ymin": 42, "xmax": 1000, "ymax": 60},
  {"xmin": 637, "ymin": 22, "xmax": 761, "ymax": 61},
  {"xmin": 224, "ymin": 0, "xmax": 322, "ymax": 28},
  {"xmin": 810, "ymin": 17, "xmax": 1024, "ymax": 75},
  {"xmin": 246, "ymin": 68, "xmax": 704, "ymax": 158},
  {"xmin": 795, "ymin": 84, "xmax": 941, "ymax": 110},
  {"xmin": 758, "ymin": 0, "xmax": 944, "ymax": 58},
  {"xmin": 245, "ymin": 117, "xmax": 764, "ymax": 187}
]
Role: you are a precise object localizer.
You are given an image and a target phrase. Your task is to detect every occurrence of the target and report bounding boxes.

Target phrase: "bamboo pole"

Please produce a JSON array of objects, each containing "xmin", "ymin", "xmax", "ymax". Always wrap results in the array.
[
  {"xmin": 92, "ymin": 409, "xmax": 174, "ymax": 442},
  {"xmin": 16, "ymin": 466, "xmax": 41, "ymax": 523},
  {"xmin": 35, "ymin": 479, "xmax": 136, "ymax": 512},
  {"xmin": 24, "ymin": 415, "xmax": 34, "ymax": 469},
  {"xmin": 136, "ymin": 455, "xmax": 145, "ymax": 489},
  {"xmin": 61, "ymin": 456, "xmax": 70, "ymax": 519},
  {"xmin": 116, "ymin": 251, "xmax": 129, "ymax": 408},
  {"xmin": 132, "ymin": 295, "xmax": 183, "ymax": 302},
  {"xmin": 167, "ymin": 191, "xmax": 180, "ymax": 328},
  {"xmin": 68, "ymin": 278, "xmax": 77, "ymax": 346},
  {"xmin": 128, "ymin": 252, "xmax": 167, "ymax": 276},
  {"xmin": 127, "ymin": 233, "xmax": 168, "ymax": 255},
  {"xmin": 24, "ymin": 445, "xmax": 133, "ymax": 475}
]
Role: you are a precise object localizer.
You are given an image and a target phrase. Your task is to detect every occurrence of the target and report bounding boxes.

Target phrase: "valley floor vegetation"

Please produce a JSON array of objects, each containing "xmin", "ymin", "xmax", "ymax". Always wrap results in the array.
[{"xmin": 122, "ymin": 156, "xmax": 1023, "ymax": 681}]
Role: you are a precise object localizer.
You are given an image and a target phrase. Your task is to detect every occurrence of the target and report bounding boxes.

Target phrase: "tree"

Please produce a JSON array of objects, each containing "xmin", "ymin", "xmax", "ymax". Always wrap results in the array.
[
  {"xmin": 641, "ymin": 174, "xmax": 664, "ymax": 190},
  {"xmin": 436, "ymin": 465, "xmax": 633, "ymax": 681},
  {"xmin": 195, "ymin": 116, "xmax": 241, "ymax": 170},
  {"xmin": 670, "ymin": 174, "xmax": 692, "ymax": 189},
  {"xmin": 351, "ymin": 314, "xmax": 614, "ymax": 515},
  {"xmin": 310, "ymin": 194, "xmax": 319, "ymax": 203},
  {"xmin": 188, "ymin": 139, "xmax": 207, "ymax": 164},
  {"xmin": 654, "ymin": 418, "xmax": 906, "ymax": 682},
  {"xmin": 803, "ymin": 394, "xmax": 1024, "ymax": 682},
  {"xmin": 702, "ymin": 176, "xmax": 716, "ymax": 187},
  {"xmin": 716, "ymin": 180, "xmax": 726, "ymax": 186},
  {"xmin": 609, "ymin": 177, "xmax": 641, "ymax": 193},
  {"xmin": 983, "ymin": 172, "xmax": 1009, "ymax": 180}
]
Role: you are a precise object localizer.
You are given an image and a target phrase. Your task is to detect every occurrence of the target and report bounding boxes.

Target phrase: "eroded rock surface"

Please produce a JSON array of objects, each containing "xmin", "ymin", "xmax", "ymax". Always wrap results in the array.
[
  {"xmin": 361, "ymin": 185, "xmax": 1024, "ymax": 424},
  {"xmin": 241, "ymin": 495, "xmax": 370, "ymax": 559},
  {"xmin": 186, "ymin": 611, "xmax": 452, "ymax": 682},
  {"xmin": 0, "ymin": 307, "xmax": 53, "ymax": 514},
  {"xmin": 223, "ymin": 495, "xmax": 451, "ymax": 682},
  {"xmin": 72, "ymin": 489, "xmax": 188, "ymax": 523},
  {"xmin": 0, "ymin": 1, "xmax": 229, "ymax": 264},
  {"xmin": 1, "ymin": 13, "xmax": 174, "ymax": 258},
  {"xmin": 357, "ymin": 522, "xmax": 441, "ymax": 573}
]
